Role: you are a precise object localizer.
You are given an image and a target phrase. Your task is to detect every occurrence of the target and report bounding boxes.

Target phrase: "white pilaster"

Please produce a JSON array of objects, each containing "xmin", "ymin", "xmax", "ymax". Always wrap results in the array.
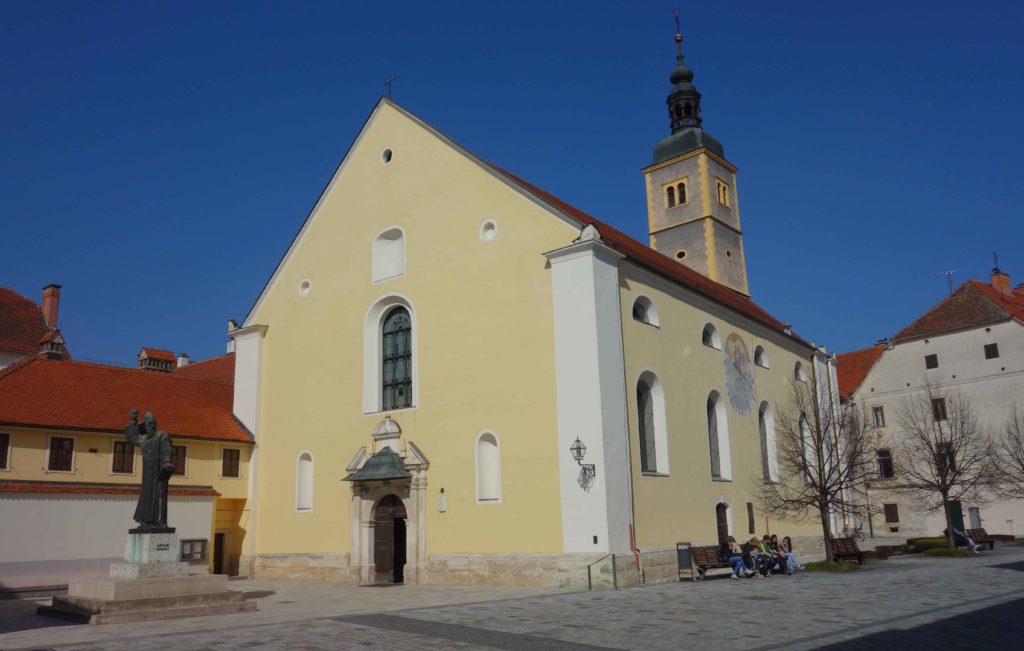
[
  {"xmin": 230, "ymin": 324, "xmax": 266, "ymax": 556},
  {"xmin": 546, "ymin": 235, "xmax": 633, "ymax": 553}
]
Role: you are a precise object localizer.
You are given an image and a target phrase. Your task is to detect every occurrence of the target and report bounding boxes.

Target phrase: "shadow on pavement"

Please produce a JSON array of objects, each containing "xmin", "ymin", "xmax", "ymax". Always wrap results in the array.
[{"xmin": 814, "ymin": 597, "xmax": 1024, "ymax": 650}]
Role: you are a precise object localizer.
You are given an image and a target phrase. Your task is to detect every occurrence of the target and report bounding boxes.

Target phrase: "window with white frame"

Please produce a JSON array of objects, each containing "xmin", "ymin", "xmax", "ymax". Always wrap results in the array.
[
  {"xmin": 372, "ymin": 227, "xmax": 406, "ymax": 283},
  {"xmin": 702, "ymin": 323, "xmax": 721, "ymax": 350},
  {"xmin": 296, "ymin": 451, "xmax": 313, "ymax": 511},
  {"xmin": 631, "ymin": 296, "xmax": 659, "ymax": 327},
  {"xmin": 758, "ymin": 401, "xmax": 779, "ymax": 482},
  {"xmin": 872, "ymin": 406, "xmax": 886, "ymax": 427},
  {"xmin": 754, "ymin": 345, "xmax": 769, "ymax": 369},
  {"xmin": 476, "ymin": 432, "xmax": 501, "ymax": 502},
  {"xmin": 794, "ymin": 361, "xmax": 809, "ymax": 383},
  {"xmin": 707, "ymin": 391, "xmax": 732, "ymax": 479},
  {"xmin": 48, "ymin": 436, "xmax": 74, "ymax": 472}
]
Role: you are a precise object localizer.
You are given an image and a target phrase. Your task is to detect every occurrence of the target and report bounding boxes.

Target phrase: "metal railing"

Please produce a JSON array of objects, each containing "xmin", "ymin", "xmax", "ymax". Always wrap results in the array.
[{"xmin": 586, "ymin": 553, "xmax": 617, "ymax": 591}]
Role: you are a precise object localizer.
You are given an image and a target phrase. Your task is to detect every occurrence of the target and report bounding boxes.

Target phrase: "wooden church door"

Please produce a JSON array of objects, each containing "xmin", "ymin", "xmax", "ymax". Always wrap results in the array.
[{"xmin": 373, "ymin": 495, "xmax": 408, "ymax": 583}]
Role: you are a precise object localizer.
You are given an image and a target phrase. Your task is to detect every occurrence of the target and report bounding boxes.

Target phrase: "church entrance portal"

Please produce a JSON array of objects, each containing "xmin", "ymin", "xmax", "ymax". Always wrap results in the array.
[
  {"xmin": 715, "ymin": 503, "xmax": 729, "ymax": 544},
  {"xmin": 373, "ymin": 495, "xmax": 408, "ymax": 584}
]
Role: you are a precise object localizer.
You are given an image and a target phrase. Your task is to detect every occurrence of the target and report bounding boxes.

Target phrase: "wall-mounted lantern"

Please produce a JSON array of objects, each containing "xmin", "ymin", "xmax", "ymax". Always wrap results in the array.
[{"xmin": 570, "ymin": 437, "xmax": 596, "ymax": 485}]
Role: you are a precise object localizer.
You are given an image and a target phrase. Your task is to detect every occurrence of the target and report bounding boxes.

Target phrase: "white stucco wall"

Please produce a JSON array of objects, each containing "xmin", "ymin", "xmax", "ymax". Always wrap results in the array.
[
  {"xmin": 852, "ymin": 319, "xmax": 1024, "ymax": 536},
  {"xmin": 0, "ymin": 494, "xmax": 213, "ymax": 589}
]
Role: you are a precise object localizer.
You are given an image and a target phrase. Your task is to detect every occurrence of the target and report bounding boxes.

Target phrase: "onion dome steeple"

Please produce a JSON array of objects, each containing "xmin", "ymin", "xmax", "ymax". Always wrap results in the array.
[{"xmin": 653, "ymin": 11, "xmax": 724, "ymax": 164}]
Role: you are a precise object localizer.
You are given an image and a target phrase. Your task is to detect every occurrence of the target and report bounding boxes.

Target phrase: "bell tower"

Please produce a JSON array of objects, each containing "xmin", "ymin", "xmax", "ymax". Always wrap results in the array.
[{"xmin": 642, "ymin": 13, "xmax": 749, "ymax": 296}]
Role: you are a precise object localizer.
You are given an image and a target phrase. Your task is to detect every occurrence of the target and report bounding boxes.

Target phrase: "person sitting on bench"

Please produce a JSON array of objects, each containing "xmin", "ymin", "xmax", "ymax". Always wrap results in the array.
[
  {"xmin": 946, "ymin": 528, "xmax": 981, "ymax": 553},
  {"xmin": 720, "ymin": 536, "xmax": 756, "ymax": 579}
]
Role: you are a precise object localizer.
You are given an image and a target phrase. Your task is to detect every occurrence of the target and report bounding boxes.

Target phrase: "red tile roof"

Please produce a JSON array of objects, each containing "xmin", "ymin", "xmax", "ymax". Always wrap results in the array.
[
  {"xmin": 0, "ymin": 357, "xmax": 251, "ymax": 443},
  {"xmin": 893, "ymin": 280, "xmax": 1021, "ymax": 342},
  {"xmin": 495, "ymin": 169, "xmax": 809, "ymax": 346},
  {"xmin": 174, "ymin": 353, "xmax": 235, "ymax": 381},
  {"xmin": 0, "ymin": 288, "xmax": 50, "ymax": 355},
  {"xmin": 140, "ymin": 347, "xmax": 176, "ymax": 362},
  {"xmin": 836, "ymin": 345, "xmax": 885, "ymax": 398},
  {"xmin": 0, "ymin": 479, "xmax": 220, "ymax": 497}
]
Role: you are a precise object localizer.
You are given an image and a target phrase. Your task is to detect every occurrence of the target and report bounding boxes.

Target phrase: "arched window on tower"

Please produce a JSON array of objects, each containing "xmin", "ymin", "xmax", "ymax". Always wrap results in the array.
[
  {"xmin": 666, "ymin": 185, "xmax": 676, "ymax": 208},
  {"xmin": 684, "ymin": 103, "xmax": 693, "ymax": 117},
  {"xmin": 382, "ymin": 307, "xmax": 413, "ymax": 410},
  {"xmin": 677, "ymin": 182, "xmax": 686, "ymax": 204}
]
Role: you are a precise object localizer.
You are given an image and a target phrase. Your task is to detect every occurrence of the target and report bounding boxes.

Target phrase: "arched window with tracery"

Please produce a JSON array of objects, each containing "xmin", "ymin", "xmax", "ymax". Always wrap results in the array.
[{"xmin": 382, "ymin": 307, "xmax": 412, "ymax": 410}]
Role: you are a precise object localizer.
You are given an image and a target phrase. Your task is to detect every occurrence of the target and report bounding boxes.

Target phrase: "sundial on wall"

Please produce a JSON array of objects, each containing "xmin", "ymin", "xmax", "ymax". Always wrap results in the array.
[{"xmin": 723, "ymin": 332, "xmax": 755, "ymax": 416}]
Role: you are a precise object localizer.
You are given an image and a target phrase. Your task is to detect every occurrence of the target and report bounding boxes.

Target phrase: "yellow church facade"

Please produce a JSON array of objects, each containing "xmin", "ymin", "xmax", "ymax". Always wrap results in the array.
[{"xmin": 229, "ymin": 74, "xmax": 835, "ymax": 586}]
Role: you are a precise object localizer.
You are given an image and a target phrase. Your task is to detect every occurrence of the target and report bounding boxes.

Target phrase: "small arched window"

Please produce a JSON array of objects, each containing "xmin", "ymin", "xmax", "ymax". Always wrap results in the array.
[
  {"xmin": 666, "ymin": 186, "xmax": 676, "ymax": 208},
  {"xmin": 476, "ymin": 432, "xmax": 501, "ymax": 502},
  {"xmin": 799, "ymin": 413, "xmax": 813, "ymax": 482},
  {"xmin": 296, "ymin": 451, "xmax": 313, "ymax": 511},
  {"xmin": 637, "ymin": 380, "xmax": 657, "ymax": 472},
  {"xmin": 707, "ymin": 391, "xmax": 732, "ymax": 479},
  {"xmin": 754, "ymin": 345, "xmax": 769, "ymax": 369},
  {"xmin": 382, "ymin": 307, "xmax": 413, "ymax": 410},
  {"xmin": 677, "ymin": 182, "xmax": 687, "ymax": 204},
  {"xmin": 759, "ymin": 402, "xmax": 779, "ymax": 482},
  {"xmin": 372, "ymin": 227, "xmax": 406, "ymax": 282},
  {"xmin": 631, "ymin": 296, "xmax": 659, "ymax": 327},
  {"xmin": 702, "ymin": 323, "xmax": 721, "ymax": 350},
  {"xmin": 636, "ymin": 372, "xmax": 670, "ymax": 475},
  {"xmin": 794, "ymin": 361, "xmax": 809, "ymax": 383}
]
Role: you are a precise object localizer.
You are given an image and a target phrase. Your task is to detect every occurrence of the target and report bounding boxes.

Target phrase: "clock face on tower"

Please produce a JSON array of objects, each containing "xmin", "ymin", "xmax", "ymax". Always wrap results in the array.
[{"xmin": 723, "ymin": 332, "xmax": 755, "ymax": 416}]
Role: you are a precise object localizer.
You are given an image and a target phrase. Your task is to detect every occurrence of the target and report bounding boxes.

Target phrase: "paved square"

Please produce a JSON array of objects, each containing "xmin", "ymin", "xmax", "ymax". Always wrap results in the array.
[{"xmin": 3, "ymin": 545, "xmax": 1024, "ymax": 650}]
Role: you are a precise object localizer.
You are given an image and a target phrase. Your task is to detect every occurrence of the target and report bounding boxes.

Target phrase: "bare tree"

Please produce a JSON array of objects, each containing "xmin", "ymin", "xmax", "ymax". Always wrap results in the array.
[
  {"xmin": 892, "ymin": 387, "xmax": 1002, "ymax": 548},
  {"xmin": 759, "ymin": 378, "xmax": 879, "ymax": 562},
  {"xmin": 1000, "ymin": 404, "xmax": 1024, "ymax": 498}
]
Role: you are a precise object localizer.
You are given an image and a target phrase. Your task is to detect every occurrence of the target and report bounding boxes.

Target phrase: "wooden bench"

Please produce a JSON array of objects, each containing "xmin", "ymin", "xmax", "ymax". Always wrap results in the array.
[
  {"xmin": 831, "ymin": 537, "xmax": 865, "ymax": 564},
  {"xmin": 964, "ymin": 528, "xmax": 997, "ymax": 550},
  {"xmin": 690, "ymin": 545, "xmax": 732, "ymax": 580}
]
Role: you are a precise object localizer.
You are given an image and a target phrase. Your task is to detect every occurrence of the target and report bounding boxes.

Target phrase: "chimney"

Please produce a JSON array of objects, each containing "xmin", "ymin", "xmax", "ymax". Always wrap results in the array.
[
  {"xmin": 41, "ymin": 284, "xmax": 62, "ymax": 328},
  {"xmin": 176, "ymin": 353, "xmax": 190, "ymax": 368},
  {"xmin": 226, "ymin": 319, "xmax": 239, "ymax": 353},
  {"xmin": 39, "ymin": 330, "xmax": 65, "ymax": 360},
  {"xmin": 138, "ymin": 347, "xmax": 175, "ymax": 372},
  {"xmin": 992, "ymin": 268, "xmax": 1012, "ymax": 295}
]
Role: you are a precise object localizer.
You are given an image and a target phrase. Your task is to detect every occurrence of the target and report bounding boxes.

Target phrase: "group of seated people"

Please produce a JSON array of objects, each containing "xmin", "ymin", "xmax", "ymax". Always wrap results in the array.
[{"xmin": 719, "ymin": 534, "xmax": 803, "ymax": 579}]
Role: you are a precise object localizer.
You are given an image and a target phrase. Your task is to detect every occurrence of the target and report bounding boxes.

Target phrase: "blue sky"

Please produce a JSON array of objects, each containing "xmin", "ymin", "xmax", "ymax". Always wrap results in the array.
[{"xmin": 3, "ymin": 1, "xmax": 1022, "ymax": 366}]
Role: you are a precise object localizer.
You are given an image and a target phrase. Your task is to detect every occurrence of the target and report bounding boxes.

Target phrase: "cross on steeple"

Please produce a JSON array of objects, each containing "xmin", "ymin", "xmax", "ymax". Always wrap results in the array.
[{"xmin": 384, "ymin": 74, "xmax": 397, "ymax": 98}]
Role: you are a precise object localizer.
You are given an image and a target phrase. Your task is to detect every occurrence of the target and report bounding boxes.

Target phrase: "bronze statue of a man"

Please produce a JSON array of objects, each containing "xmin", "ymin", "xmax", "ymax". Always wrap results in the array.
[{"xmin": 124, "ymin": 409, "xmax": 175, "ymax": 532}]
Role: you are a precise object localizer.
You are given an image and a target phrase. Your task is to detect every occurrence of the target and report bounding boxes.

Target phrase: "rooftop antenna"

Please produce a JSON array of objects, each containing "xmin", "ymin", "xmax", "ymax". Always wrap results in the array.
[
  {"xmin": 993, "ymin": 250, "xmax": 1001, "ymax": 271},
  {"xmin": 384, "ymin": 74, "xmax": 397, "ymax": 99},
  {"xmin": 936, "ymin": 269, "xmax": 966, "ymax": 295}
]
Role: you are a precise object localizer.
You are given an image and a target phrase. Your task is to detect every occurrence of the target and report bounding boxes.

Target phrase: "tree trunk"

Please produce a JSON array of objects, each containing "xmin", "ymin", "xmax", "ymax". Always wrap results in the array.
[
  {"xmin": 942, "ymin": 494, "xmax": 955, "ymax": 549},
  {"xmin": 820, "ymin": 500, "xmax": 834, "ymax": 563}
]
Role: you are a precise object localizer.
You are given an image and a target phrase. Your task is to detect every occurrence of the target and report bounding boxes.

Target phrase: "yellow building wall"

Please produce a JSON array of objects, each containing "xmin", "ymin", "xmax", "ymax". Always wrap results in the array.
[
  {"xmin": 0, "ymin": 426, "xmax": 249, "ymax": 500},
  {"xmin": 618, "ymin": 265, "xmax": 822, "ymax": 548},
  {"xmin": 247, "ymin": 102, "xmax": 579, "ymax": 556}
]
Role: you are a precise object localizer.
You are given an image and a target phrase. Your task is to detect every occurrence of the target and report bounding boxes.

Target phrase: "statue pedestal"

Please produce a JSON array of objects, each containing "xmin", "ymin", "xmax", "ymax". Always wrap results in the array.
[{"xmin": 38, "ymin": 531, "xmax": 256, "ymax": 624}]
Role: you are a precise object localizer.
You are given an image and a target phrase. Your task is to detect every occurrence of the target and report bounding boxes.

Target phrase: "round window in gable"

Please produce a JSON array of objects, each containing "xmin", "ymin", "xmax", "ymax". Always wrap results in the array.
[
  {"xmin": 480, "ymin": 220, "xmax": 498, "ymax": 242},
  {"xmin": 298, "ymin": 279, "xmax": 312, "ymax": 297},
  {"xmin": 675, "ymin": 250, "xmax": 687, "ymax": 260},
  {"xmin": 381, "ymin": 148, "xmax": 393, "ymax": 165}
]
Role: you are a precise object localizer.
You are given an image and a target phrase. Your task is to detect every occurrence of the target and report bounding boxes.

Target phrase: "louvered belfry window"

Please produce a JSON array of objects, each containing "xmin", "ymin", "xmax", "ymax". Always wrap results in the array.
[{"xmin": 382, "ymin": 307, "xmax": 413, "ymax": 410}]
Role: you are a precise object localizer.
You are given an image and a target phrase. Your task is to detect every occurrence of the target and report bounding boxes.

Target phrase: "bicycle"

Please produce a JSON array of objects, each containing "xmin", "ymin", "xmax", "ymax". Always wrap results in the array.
[{"xmin": 841, "ymin": 523, "xmax": 865, "ymax": 542}]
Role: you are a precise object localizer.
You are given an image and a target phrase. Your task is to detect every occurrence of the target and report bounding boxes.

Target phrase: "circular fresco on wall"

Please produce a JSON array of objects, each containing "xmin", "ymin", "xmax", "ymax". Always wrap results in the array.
[{"xmin": 723, "ymin": 332, "xmax": 755, "ymax": 416}]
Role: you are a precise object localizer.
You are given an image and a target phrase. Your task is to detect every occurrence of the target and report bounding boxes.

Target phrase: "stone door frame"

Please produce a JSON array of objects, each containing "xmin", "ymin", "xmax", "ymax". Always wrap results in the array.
[{"xmin": 350, "ymin": 471, "xmax": 427, "ymax": 584}]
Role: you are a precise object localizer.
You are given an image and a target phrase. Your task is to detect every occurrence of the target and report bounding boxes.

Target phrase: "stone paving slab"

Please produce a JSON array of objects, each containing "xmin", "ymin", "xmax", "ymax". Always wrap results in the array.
[{"xmin": 3, "ymin": 545, "xmax": 1024, "ymax": 650}]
